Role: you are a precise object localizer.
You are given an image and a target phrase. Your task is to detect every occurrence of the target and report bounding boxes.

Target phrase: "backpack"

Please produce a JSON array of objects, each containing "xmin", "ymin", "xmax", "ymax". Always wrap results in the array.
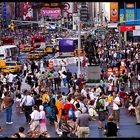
[
  {"xmin": 95, "ymin": 98, "xmax": 104, "ymax": 110},
  {"xmin": 75, "ymin": 79, "xmax": 79, "ymax": 86},
  {"xmin": 53, "ymin": 106, "xmax": 58, "ymax": 114},
  {"xmin": 45, "ymin": 106, "xmax": 52, "ymax": 118},
  {"xmin": 68, "ymin": 107, "xmax": 75, "ymax": 119}
]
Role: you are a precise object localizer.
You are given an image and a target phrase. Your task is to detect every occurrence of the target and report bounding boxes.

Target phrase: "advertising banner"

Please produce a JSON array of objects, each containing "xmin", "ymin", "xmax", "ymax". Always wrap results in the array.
[
  {"xmin": 23, "ymin": 2, "xmax": 33, "ymax": 20},
  {"xmin": 119, "ymin": 9, "xmax": 124, "ymax": 23},
  {"xmin": 126, "ymin": 9, "xmax": 135, "ymax": 25},
  {"xmin": 40, "ymin": 8, "xmax": 61, "ymax": 19},
  {"xmin": 136, "ymin": 9, "xmax": 140, "ymax": 25},
  {"xmin": 119, "ymin": 26, "xmax": 135, "ymax": 31},
  {"xmin": 110, "ymin": 2, "xmax": 118, "ymax": 23}
]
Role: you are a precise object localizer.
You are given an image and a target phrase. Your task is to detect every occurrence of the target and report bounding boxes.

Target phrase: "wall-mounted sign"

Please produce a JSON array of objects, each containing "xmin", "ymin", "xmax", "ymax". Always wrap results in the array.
[
  {"xmin": 120, "ymin": 25, "xmax": 135, "ymax": 31},
  {"xmin": 40, "ymin": 8, "xmax": 61, "ymax": 19}
]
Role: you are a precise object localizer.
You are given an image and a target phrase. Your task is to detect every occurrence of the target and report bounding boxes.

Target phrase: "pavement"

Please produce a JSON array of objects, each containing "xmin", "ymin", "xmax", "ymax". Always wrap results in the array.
[
  {"xmin": 0, "ymin": 100, "xmax": 140, "ymax": 138},
  {"xmin": 0, "ymin": 53, "xmax": 139, "ymax": 137}
]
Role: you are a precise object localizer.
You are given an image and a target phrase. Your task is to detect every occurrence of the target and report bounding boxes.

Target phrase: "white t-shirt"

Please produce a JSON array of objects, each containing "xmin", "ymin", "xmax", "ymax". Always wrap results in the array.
[
  {"xmin": 138, "ymin": 74, "xmax": 140, "ymax": 81},
  {"xmin": 81, "ymin": 89, "xmax": 87, "ymax": 97},
  {"xmin": 75, "ymin": 110, "xmax": 81, "ymax": 118},
  {"xmin": 113, "ymin": 96, "xmax": 120, "ymax": 110}
]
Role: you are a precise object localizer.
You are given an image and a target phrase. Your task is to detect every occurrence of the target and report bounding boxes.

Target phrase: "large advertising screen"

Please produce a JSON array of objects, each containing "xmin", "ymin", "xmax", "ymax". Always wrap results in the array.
[
  {"xmin": 119, "ymin": 9, "xmax": 124, "ymax": 25},
  {"xmin": 136, "ymin": 9, "xmax": 140, "ymax": 25},
  {"xmin": 110, "ymin": 2, "xmax": 118, "ymax": 23},
  {"xmin": 125, "ymin": 3, "xmax": 135, "ymax": 25}
]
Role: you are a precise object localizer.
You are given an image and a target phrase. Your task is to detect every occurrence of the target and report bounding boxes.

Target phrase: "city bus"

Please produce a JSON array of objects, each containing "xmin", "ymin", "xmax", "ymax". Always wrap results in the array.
[{"xmin": 0, "ymin": 45, "xmax": 19, "ymax": 61}]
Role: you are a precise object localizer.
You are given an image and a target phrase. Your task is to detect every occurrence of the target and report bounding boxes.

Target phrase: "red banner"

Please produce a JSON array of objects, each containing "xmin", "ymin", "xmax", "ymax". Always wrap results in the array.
[{"xmin": 119, "ymin": 26, "xmax": 135, "ymax": 31}]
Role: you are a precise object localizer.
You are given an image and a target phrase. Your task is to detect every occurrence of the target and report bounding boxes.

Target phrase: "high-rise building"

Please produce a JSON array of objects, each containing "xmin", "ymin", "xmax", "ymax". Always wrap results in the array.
[{"xmin": 80, "ymin": 2, "xmax": 89, "ymax": 22}]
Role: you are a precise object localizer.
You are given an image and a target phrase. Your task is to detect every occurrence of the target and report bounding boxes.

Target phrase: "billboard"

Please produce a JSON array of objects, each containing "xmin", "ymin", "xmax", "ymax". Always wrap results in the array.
[
  {"xmin": 136, "ymin": 9, "xmax": 140, "ymax": 25},
  {"xmin": 125, "ymin": 3, "xmax": 135, "ymax": 25},
  {"xmin": 23, "ymin": 2, "xmax": 33, "ymax": 20},
  {"xmin": 119, "ymin": 9, "xmax": 124, "ymax": 24},
  {"xmin": 40, "ymin": 8, "xmax": 61, "ymax": 19},
  {"xmin": 110, "ymin": 2, "xmax": 118, "ymax": 23},
  {"xmin": 119, "ymin": 25, "xmax": 135, "ymax": 31}
]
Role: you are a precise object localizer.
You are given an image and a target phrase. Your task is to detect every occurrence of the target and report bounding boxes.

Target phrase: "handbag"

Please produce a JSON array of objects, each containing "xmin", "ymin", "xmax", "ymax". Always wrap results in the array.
[{"xmin": 22, "ymin": 96, "xmax": 27, "ymax": 112}]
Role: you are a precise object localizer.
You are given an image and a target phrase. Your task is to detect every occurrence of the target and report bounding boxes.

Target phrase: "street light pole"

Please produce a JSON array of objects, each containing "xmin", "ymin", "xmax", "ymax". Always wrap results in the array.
[{"xmin": 77, "ymin": 8, "xmax": 81, "ymax": 78}]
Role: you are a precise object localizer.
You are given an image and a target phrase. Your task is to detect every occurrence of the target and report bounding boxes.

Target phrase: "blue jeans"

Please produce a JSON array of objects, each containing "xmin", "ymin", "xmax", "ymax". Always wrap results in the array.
[
  {"xmin": 5, "ymin": 107, "xmax": 12, "ymax": 122},
  {"xmin": 63, "ymin": 78, "xmax": 67, "ymax": 87}
]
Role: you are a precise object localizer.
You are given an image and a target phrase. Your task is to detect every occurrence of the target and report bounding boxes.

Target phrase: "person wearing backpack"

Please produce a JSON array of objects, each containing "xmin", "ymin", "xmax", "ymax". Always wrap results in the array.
[
  {"xmin": 64, "ymin": 97, "xmax": 76, "ymax": 131},
  {"xmin": 95, "ymin": 92, "xmax": 106, "ymax": 129},
  {"xmin": 112, "ymin": 91, "xmax": 122, "ymax": 129}
]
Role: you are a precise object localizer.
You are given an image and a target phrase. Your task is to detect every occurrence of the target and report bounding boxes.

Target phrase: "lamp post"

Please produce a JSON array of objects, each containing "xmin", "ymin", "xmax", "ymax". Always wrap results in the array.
[{"xmin": 77, "ymin": 8, "xmax": 81, "ymax": 78}]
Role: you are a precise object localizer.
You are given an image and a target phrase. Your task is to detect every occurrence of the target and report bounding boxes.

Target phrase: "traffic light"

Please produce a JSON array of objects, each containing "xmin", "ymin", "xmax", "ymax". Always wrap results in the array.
[{"xmin": 10, "ymin": 22, "xmax": 14, "ymax": 31}]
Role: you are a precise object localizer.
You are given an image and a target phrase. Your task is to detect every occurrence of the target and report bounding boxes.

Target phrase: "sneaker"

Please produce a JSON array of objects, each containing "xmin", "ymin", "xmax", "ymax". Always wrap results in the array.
[
  {"xmin": 6, "ymin": 122, "xmax": 9, "ymax": 124},
  {"xmin": 8, "ymin": 122, "xmax": 13, "ymax": 124},
  {"xmin": 56, "ymin": 129, "xmax": 62, "ymax": 135}
]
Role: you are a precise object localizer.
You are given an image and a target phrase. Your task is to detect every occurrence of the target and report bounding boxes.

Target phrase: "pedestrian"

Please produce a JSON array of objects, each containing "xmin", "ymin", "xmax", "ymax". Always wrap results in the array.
[
  {"xmin": 15, "ymin": 94, "xmax": 23, "ymax": 114},
  {"xmin": 30, "ymin": 105, "xmax": 40, "ymax": 132},
  {"xmin": 76, "ymin": 107, "xmax": 92, "ymax": 138},
  {"xmin": 20, "ymin": 91, "xmax": 35, "ymax": 123},
  {"xmin": 104, "ymin": 115, "xmax": 118, "ymax": 138},
  {"xmin": 112, "ymin": 92, "xmax": 121, "ymax": 129},
  {"xmin": 55, "ymin": 95, "xmax": 64, "ymax": 135},
  {"xmin": 135, "ymin": 92, "xmax": 140, "ymax": 125},
  {"xmin": 96, "ymin": 92, "xmax": 106, "ymax": 129},
  {"xmin": 18, "ymin": 127, "xmax": 26, "ymax": 138},
  {"xmin": 1, "ymin": 92, "xmax": 14, "ymax": 124},
  {"xmin": 39, "ymin": 105, "xmax": 47, "ymax": 133}
]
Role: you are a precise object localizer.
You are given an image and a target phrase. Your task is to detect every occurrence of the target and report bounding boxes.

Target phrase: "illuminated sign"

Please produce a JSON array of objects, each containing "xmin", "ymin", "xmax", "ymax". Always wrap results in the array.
[
  {"xmin": 40, "ymin": 8, "xmax": 61, "ymax": 19},
  {"xmin": 120, "ymin": 26, "xmax": 135, "ymax": 31}
]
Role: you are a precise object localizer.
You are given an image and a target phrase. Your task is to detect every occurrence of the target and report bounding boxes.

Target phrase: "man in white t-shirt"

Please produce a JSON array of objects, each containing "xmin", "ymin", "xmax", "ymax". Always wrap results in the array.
[
  {"xmin": 112, "ymin": 92, "xmax": 121, "ymax": 129},
  {"xmin": 81, "ymin": 85, "xmax": 87, "ymax": 97}
]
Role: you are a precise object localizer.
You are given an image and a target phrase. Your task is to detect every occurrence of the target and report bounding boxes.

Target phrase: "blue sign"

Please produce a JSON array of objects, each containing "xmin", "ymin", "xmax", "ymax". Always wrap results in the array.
[
  {"xmin": 125, "ymin": 9, "xmax": 135, "ymax": 25},
  {"xmin": 119, "ymin": 9, "xmax": 124, "ymax": 25},
  {"xmin": 136, "ymin": 9, "xmax": 140, "ymax": 25}
]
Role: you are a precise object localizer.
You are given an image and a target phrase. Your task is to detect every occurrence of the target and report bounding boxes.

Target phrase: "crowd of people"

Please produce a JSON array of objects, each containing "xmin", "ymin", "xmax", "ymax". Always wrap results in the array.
[{"xmin": 0, "ymin": 29, "xmax": 139, "ymax": 138}]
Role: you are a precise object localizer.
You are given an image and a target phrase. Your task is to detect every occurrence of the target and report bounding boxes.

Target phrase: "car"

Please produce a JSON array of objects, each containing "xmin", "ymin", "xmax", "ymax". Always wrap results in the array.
[
  {"xmin": 1, "ymin": 61, "xmax": 22, "ymax": 74},
  {"xmin": 44, "ymin": 45, "xmax": 54, "ymax": 54},
  {"xmin": 74, "ymin": 48, "xmax": 84, "ymax": 56},
  {"xmin": 54, "ymin": 45, "xmax": 59, "ymax": 52},
  {"xmin": 22, "ymin": 45, "xmax": 33, "ymax": 52},
  {"xmin": 28, "ymin": 51, "xmax": 43, "ymax": 59}
]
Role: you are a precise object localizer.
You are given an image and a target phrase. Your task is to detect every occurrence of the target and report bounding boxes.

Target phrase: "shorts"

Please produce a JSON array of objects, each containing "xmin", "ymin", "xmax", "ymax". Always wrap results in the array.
[
  {"xmin": 98, "ymin": 111, "xmax": 105, "ymax": 121},
  {"xmin": 112, "ymin": 110, "xmax": 120, "ymax": 123}
]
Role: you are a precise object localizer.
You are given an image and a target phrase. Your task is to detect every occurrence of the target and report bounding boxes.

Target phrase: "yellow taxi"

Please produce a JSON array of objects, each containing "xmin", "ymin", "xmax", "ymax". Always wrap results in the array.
[
  {"xmin": 44, "ymin": 45, "xmax": 54, "ymax": 54},
  {"xmin": 1, "ymin": 61, "xmax": 22, "ymax": 74},
  {"xmin": 0, "ymin": 60, "xmax": 6, "ymax": 69},
  {"xmin": 74, "ymin": 48, "xmax": 84, "ymax": 56},
  {"xmin": 54, "ymin": 45, "xmax": 59, "ymax": 52},
  {"xmin": 22, "ymin": 45, "xmax": 33, "ymax": 52},
  {"xmin": 28, "ymin": 50, "xmax": 44, "ymax": 59}
]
